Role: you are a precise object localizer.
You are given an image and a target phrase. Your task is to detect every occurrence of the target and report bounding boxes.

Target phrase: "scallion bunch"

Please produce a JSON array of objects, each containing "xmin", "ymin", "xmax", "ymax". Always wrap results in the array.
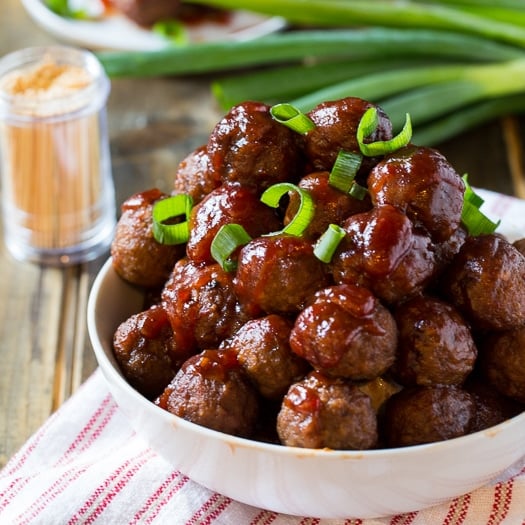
[{"xmin": 96, "ymin": 0, "xmax": 525, "ymax": 145}]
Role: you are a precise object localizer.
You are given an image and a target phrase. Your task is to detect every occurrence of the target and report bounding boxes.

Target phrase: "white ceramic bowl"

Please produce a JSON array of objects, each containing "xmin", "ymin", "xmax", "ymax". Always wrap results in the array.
[{"xmin": 87, "ymin": 257, "xmax": 525, "ymax": 519}]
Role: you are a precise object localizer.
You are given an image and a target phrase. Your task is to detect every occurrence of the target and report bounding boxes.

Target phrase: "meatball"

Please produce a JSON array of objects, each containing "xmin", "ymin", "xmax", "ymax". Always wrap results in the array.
[
  {"xmin": 331, "ymin": 204, "xmax": 436, "ymax": 304},
  {"xmin": 173, "ymin": 145, "xmax": 220, "ymax": 205},
  {"xmin": 111, "ymin": 189, "xmax": 185, "ymax": 289},
  {"xmin": 368, "ymin": 145, "xmax": 465, "ymax": 242},
  {"xmin": 234, "ymin": 234, "xmax": 330, "ymax": 317},
  {"xmin": 432, "ymin": 224, "xmax": 468, "ymax": 277},
  {"xmin": 162, "ymin": 258, "xmax": 250, "ymax": 357},
  {"xmin": 290, "ymin": 284, "xmax": 397, "ymax": 380},
  {"xmin": 393, "ymin": 296, "xmax": 477, "ymax": 387},
  {"xmin": 479, "ymin": 326, "xmax": 525, "ymax": 404},
  {"xmin": 382, "ymin": 386, "xmax": 476, "ymax": 447},
  {"xmin": 277, "ymin": 371, "xmax": 378, "ymax": 450},
  {"xmin": 161, "ymin": 349, "xmax": 259, "ymax": 438},
  {"xmin": 186, "ymin": 182, "xmax": 281, "ymax": 264},
  {"xmin": 513, "ymin": 237, "xmax": 525, "ymax": 257},
  {"xmin": 464, "ymin": 376, "xmax": 523, "ymax": 433},
  {"xmin": 304, "ymin": 97, "xmax": 392, "ymax": 176},
  {"xmin": 207, "ymin": 101, "xmax": 305, "ymax": 193},
  {"xmin": 284, "ymin": 171, "xmax": 372, "ymax": 240},
  {"xmin": 224, "ymin": 315, "xmax": 310, "ymax": 400},
  {"xmin": 113, "ymin": 305, "xmax": 177, "ymax": 399},
  {"xmin": 443, "ymin": 234, "xmax": 525, "ymax": 330}
]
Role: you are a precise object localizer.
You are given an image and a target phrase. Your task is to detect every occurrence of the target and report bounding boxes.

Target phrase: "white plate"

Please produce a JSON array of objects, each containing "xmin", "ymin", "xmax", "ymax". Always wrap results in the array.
[{"xmin": 21, "ymin": 0, "xmax": 287, "ymax": 51}]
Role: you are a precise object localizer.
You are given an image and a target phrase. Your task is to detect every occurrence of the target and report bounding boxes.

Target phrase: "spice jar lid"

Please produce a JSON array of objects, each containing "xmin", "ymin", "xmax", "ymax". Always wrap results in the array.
[{"xmin": 0, "ymin": 46, "xmax": 110, "ymax": 123}]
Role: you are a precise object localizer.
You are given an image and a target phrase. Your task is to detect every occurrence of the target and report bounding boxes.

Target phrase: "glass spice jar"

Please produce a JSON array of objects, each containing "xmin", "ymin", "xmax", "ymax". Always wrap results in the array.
[{"xmin": 0, "ymin": 46, "xmax": 116, "ymax": 265}]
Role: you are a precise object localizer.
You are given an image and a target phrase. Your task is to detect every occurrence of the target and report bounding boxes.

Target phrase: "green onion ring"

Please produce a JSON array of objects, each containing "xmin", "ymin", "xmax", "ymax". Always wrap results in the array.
[
  {"xmin": 329, "ymin": 150, "xmax": 363, "ymax": 193},
  {"xmin": 211, "ymin": 223, "xmax": 252, "ymax": 272},
  {"xmin": 357, "ymin": 107, "xmax": 412, "ymax": 157},
  {"xmin": 314, "ymin": 224, "xmax": 346, "ymax": 263},
  {"xmin": 261, "ymin": 182, "xmax": 315, "ymax": 236},
  {"xmin": 348, "ymin": 182, "xmax": 369, "ymax": 200},
  {"xmin": 461, "ymin": 175, "xmax": 500, "ymax": 235},
  {"xmin": 270, "ymin": 103, "xmax": 316, "ymax": 134},
  {"xmin": 152, "ymin": 194, "xmax": 193, "ymax": 245}
]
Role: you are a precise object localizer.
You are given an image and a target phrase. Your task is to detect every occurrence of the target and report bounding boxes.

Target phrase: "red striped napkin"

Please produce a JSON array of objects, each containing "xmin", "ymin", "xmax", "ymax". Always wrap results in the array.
[{"xmin": 1, "ymin": 189, "xmax": 525, "ymax": 525}]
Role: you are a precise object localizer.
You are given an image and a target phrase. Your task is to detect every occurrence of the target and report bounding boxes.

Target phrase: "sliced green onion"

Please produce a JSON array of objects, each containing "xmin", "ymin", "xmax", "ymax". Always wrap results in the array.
[
  {"xmin": 357, "ymin": 107, "xmax": 412, "ymax": 156},
  {"xmin": 329, "ymin": 150, "xmax": 363, "ymax": 192},
  {"xmin": 152, "ymin": 20, "xmax": 189, "ymax": 45},
  {"xmin": 461, "ymin": 175, "xmax": 501, "ymax": 235},
  {"xmin": 261, "ymin": 182, "xmax": 315, "ymax": 236},
  {"xmin": 152, "ymin": 194, "xmax": 193, "ymax": 245},
  {"xmin": 270, "ymin": 103, "xmax": 316, "ymax": 134},
  {"xmin": 314, "ymin": 224, "xmax": 346, "ymax": 263},
  {"xmin": 348, "ymin": 182, "xmax": 369, "ymax": 200},
  {"xmin": 211, "ymin": 223, "xmax": 252, "ymax": 272},
  {"xmin": 328, "ymin": 151, "xmax": 368, "ymax": 200},
  {"xmin": 462, "ymin": 173, "xmax": 485, "ymax": 208}
]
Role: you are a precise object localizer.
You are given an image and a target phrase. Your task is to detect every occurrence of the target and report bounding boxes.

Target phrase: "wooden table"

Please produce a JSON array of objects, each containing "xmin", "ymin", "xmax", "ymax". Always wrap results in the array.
[{"xmin": 1, "ymin": 0, "xmax": 524, "ymax": 469}]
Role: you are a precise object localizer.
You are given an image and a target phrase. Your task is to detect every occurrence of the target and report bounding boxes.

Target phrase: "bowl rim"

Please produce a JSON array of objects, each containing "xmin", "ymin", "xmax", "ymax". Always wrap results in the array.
[{"xmin": 87, "ymin": 257, "xmax": 525, "ymax": 460}]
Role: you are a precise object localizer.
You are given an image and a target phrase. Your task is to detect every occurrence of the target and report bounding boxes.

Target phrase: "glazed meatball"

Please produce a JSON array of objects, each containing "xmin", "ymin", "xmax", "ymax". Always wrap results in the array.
[
  {"xmin": 464, "ymin": 376, "xmax": 523, "ymax": 433},
  {"xmin": 234, "ymin": 234, "xmax": 330, "ymax": 317},
  {"xmin": 162, "ymin": 258, "xmax": 250, "ymax": 357},
  {"xmin": 284, "ymin": 171, "xmax": 372, "ymax": 240},
  {"xmin": 173, "ymin": 145, "xmax": 220, "ymax": 205},
  {"xmin": 224, "ymin": 315, "xmax": 310, "ymax": 400},
  {"xmin": 207, "ymin": 101, "xmax": 305, "ymax": 193},
  {"xmin": 161, "ymin": 349, "xmax": 259, "ymax": 438},
  {"xmin": 113, "ymin": 305, "xmax": 177, "ymax": 399},
  {"xmin": 368, "ymin": 145, "xmax": 465, "ymax": 242},
  {"xmin": 331, "ymin": 204, "xmax": 436, "ymax": 304},
  {"xmin": 304, "ymin": 97, "xmax": 392, "ymax": 176},
  {"xmin": 432, "ymin": 224, "xmax": 468, "ymax": 277},
  {"xmin": 111, "ymin": 189, "xmax": 185, "ymax": 289},
  {"xmin": 513, "ymin": 237, "xmax": 525, "ymax": 257},
  {"xmin": 382, "ymin": 386, "xmax": 476, "ymax": 447},
  {"xmin": 277, "ymin": 371, "xmax": 378, "ymax": 450},
  {"xmin": 186, "ymin": 182, "xmax": 281, "ymax": 264},
  {"xmin": 290, "ymin": 284, "xmax": 397, "ymax": 380},
  {"xmin": 479, "ymin": 326, "xmax": 525, "ymax": 404},
  {"xmin": 443, "ymin": 234, "xmax": 525, "ymax": 330},
  {"xmin": 393, "ymin": 296, "xmax": 477, "ymax": 387}
]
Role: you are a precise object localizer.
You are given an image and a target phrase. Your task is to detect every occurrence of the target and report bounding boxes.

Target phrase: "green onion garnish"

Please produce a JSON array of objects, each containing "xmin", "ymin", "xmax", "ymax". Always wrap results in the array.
[
  {"xmin": 357, "ymin": 107, "xmax": 412, "ymax": 157},
  {"xmin": 261, "ymin": 182, "xmax": 315, "ymax": 236},
  {"xmin": 270, "ymin": 103, "xmax": 316, "ymax": 134},
  {"xmin": 211, "ymin": 223, "xmax": 252, "ymax": 272},
  {"xmin": 152, "ymin": 20, "xmax": 189, "ymax": 45},
  {"xmin": 314, "ymin": 224, "xmax": 346, "ymax": 263},
  {"xmin": 152, "ymin": 194, "xmax": 193, "ymax": 245},
  {"xmin": 348, "ymin": 182, "xmax": 369, "ymax": 200},
  {"xmin": 461, "ymin": 174, "xmax": 500, "ymax": 236},
  {"xmin": 328, "ymin": 150, "xmax": 369, "ymax": 200},
  {"xmin": 329, "ymin": 150, "xmax": 363, "ymax": 193}
]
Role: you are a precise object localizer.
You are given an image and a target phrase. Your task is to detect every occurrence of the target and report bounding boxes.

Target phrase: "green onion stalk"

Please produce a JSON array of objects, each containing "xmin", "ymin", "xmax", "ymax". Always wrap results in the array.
[
  {"xmin": 184, "ymin": 0, "xmax": 525, "ymax": 46},
  {"xmin": 95, "ymin": 0, "xmax": 525, "ymax": 146}
]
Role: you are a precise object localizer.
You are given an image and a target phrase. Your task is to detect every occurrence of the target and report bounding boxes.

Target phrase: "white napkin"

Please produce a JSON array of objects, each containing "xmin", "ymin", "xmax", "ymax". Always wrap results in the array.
[{"xmin": 1, "ymin": 189, "xmax": 525, "ymax": 525}]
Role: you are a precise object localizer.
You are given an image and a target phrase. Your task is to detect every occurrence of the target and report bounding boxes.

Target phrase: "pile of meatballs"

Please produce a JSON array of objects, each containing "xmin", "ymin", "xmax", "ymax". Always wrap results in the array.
[{"xmin": 111, "ymin": 97, "xmax": 525, "ymax": 450}]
